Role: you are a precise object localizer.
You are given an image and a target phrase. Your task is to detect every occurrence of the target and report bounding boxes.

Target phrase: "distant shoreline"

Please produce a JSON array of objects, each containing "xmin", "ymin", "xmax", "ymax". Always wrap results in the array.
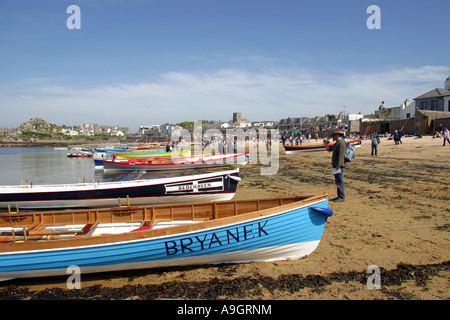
[{"xmin": 0, "ymin": 140, "xmax": 104, "ymax": 148}]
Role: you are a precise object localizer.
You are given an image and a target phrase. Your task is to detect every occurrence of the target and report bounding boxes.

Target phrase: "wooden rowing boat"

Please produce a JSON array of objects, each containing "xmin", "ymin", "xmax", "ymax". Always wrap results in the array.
[
  {"xmin": 284, "ymin": 138, "xmax": 362, "ymax": 154},
  {"xmin": 0, "ymin": 193, "xmax": 332, "ymax": 281},
  {"xmin": 102, "ymin": 152, "xmax": 249, "ymax": 171},
  {"xmin": 66, "ymin": 151, "xmax": 93, "ymax": 158},
  {"xmin": 93, "ymin": 150, "xmax": 181, "ymax": 169},
  {"xmin": 113, "ymin": 149, "xmax": 184, "ymax": 159},
  {"xmin": 0, "ymin": 169, "xmax": 240, "ymax": 210}
]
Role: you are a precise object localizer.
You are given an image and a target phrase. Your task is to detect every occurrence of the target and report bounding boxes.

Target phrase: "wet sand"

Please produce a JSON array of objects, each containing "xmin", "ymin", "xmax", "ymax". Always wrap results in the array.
[{"xmin": 1, "ymin": 135, "xmax": 449, "ymax": 300}]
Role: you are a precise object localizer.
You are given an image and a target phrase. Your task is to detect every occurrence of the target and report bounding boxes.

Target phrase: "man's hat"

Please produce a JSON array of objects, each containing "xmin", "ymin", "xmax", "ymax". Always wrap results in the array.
[{"xmin": 331, "ymin": 129, "xmax": 344, "ymax": 136}]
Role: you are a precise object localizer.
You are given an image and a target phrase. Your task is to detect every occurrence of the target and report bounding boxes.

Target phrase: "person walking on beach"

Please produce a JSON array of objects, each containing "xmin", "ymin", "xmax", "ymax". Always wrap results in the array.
[
  {"xmin": 324, "ymin": 129, "xmax": 346, "ymax": 202},
  {"xmin": 393, "ymin": 130, "xmax": 400, "ymax": 145},
  {"xmin": 371, "ymin": 132, "xmax": 380, "ymax": 156},
  {"xmin": 443, "ymin": 127, "xmax": 450, "ymax": 146}
]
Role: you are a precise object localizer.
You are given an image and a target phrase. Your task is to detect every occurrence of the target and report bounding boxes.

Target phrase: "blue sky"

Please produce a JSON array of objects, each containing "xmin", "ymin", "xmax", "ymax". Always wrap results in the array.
[{"xmin": 1, "ymin": 0, "xmax": 449, "ymax": 132}]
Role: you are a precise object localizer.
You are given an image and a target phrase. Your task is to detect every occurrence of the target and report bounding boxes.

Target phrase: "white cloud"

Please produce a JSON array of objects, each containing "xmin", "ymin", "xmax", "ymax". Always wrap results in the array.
[{"xmin": 0, "ymin": 65, "xmax": 447, "ymax": 132}]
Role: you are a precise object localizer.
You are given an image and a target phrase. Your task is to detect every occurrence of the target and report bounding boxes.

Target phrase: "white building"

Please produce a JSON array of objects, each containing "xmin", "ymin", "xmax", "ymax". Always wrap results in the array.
[
  {"xmin": 445, "ymin": 76, "xmax": 450, "ymax": 112},
  {"xmin": 79, "ymin": 123, "xmax": 96, "ymax": 136},
  {"xmin": 347, "ymin": 113, "xmax": 363, "ymax": 121},
  {"xmin": 400, "ymin": 99, "xmax": 416, "ymax": 119},
  {"xmin": 115, "ymin": 130, "xmax": 125, "ymax": 136},
  {"xmin": 60, "ymin": 127, "xmax": 79, "ymax": 136}
]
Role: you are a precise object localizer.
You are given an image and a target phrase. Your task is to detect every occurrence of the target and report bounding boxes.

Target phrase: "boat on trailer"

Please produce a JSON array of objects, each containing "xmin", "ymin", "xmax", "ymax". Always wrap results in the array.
[
  {"xmin": 284, "ymin": 138, "xmax": 362, "ymax": 154},
  {"xmin": 0, "ymin": 169, "xmax": 241, "ymax": 210},
  {"xmin": 0, "ymin": 193, "xmax": 332, "ymax": 281}
]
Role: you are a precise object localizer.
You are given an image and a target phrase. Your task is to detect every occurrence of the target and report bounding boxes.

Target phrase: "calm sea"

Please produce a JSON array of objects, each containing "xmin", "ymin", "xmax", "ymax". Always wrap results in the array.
[
  {"xmin": 0, "ymin": 147, "xmax": 100, "ymax": 186},
  {"xmin": 0, "ymin": 147, "xmax": 200, "ymax": 186}
]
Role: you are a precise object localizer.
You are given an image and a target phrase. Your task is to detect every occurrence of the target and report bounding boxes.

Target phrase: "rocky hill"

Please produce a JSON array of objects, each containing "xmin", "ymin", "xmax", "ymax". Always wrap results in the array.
[{"xmin": 17, "ymin": 118, "xmax": 58, "ymax": 134}]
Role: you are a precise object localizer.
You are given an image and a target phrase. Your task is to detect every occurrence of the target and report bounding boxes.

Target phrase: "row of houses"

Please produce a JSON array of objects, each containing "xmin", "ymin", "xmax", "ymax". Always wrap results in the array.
[
  {"xmin": 61, "ymin": 124, "xmax": 130, "ymax": 136},
  {"xmin": 1, "ymin": 124, "xmax": 130, "ymax": 138},
  {"xmin": 139, "ymin": 112, "xmax": 277, "ymax": 139}
]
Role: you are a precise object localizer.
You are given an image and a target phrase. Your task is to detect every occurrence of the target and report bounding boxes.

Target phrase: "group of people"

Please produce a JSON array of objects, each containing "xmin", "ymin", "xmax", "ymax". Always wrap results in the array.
[
  {"xmin": 216, "ymin": 140, "xmax": 238, "ymax": 154},
  {"xmin": 281, "ymin": 133, "xmax": 316, "ymax": 146}
]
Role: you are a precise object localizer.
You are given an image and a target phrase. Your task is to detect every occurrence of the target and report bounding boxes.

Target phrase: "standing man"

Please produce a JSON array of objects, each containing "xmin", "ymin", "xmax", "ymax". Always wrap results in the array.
[
  {"xmin": 371, "ymin": 132, "xmax": 379, "ymax": 156},
  {"xmin": 324, "ymin": 129, "xmax": 346, "ymax": 202}
]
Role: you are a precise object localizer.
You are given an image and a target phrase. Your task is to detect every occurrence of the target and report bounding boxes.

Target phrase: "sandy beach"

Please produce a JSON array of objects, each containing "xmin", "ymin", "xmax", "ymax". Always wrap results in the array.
[{"xmin": 1, "ymin": 135, "xmax": 449, "ymax": 300}]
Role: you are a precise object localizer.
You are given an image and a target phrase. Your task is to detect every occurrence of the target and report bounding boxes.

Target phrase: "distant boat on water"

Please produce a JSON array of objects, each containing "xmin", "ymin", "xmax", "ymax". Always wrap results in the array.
[{"xmin": 66, "ymin": 151, "xmax": 93, "ymax": 158}]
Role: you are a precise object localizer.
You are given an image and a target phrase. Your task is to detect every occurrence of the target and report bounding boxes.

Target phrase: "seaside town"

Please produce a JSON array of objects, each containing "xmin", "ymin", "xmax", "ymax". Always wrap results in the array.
[
  {"xmin": 1, "ymin": 74, "xmax": 449, "ymax": 300},
  {"xmin": 0, "ymin": 2, "xmax": 449, "ymax": 304},
  {"xmin": 1, "ymin": 75, "xmax": 450, "ymax": 145}
]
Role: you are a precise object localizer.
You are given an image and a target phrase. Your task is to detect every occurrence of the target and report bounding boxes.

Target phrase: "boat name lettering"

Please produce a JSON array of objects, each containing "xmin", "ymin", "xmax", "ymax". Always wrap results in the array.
[
  {"xmin": 178, "ymin": 183, "xmax": 212, "ymax": 191},
  {"xmin": 164, "ymin": 220, "xmax": 269, "ymax": 256}
]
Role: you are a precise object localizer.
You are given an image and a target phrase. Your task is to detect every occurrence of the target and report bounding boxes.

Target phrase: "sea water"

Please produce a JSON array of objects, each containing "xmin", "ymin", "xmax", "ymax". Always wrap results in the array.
[
  {"xmin": 0, "ymin": 147, "xmax": 99, "ymax": 185},
  {"xmin": 0, "ymin": 147, "xmax": 204, "ymax": 186}
]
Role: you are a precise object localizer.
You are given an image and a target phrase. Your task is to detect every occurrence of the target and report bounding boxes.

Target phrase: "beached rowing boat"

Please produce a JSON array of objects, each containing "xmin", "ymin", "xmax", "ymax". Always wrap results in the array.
[
  {"xmin": 113, "ymin": 149, "xmax": 180, "ymax": 158},
  {"xmin": 94, "ymin": 150, "xmax": 190, "ymax": 169},
  {"xmin": 102, "ymin": 152, "xmax": 249, "ymax": 171},
  {"xmin": 0, "ymin": 193, "xmax": 332, "ymax": 281},
  {"xmin": 0, "ymin": 169, "xmax": 241, "ymax": 210},
  {"xmin": 284, "ymin": 138, "xmax": 362, "ymax": 154}
]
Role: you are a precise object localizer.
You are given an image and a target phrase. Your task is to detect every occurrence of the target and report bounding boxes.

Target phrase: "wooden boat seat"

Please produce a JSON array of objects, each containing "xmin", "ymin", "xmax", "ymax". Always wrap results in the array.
[
  {"xmin": 77, "ymin": 222, "xmax": 99, "ymax": 236},
  {"xmin": 140, "ymin": 220, "xmax": 153, "ymax": 228}
]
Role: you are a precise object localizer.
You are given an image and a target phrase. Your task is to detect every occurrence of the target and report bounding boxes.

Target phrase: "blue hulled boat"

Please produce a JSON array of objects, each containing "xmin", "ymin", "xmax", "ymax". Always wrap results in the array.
[{"xmin": 0, "ymin": 193, "xmax": 332, "ymax": 281}]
